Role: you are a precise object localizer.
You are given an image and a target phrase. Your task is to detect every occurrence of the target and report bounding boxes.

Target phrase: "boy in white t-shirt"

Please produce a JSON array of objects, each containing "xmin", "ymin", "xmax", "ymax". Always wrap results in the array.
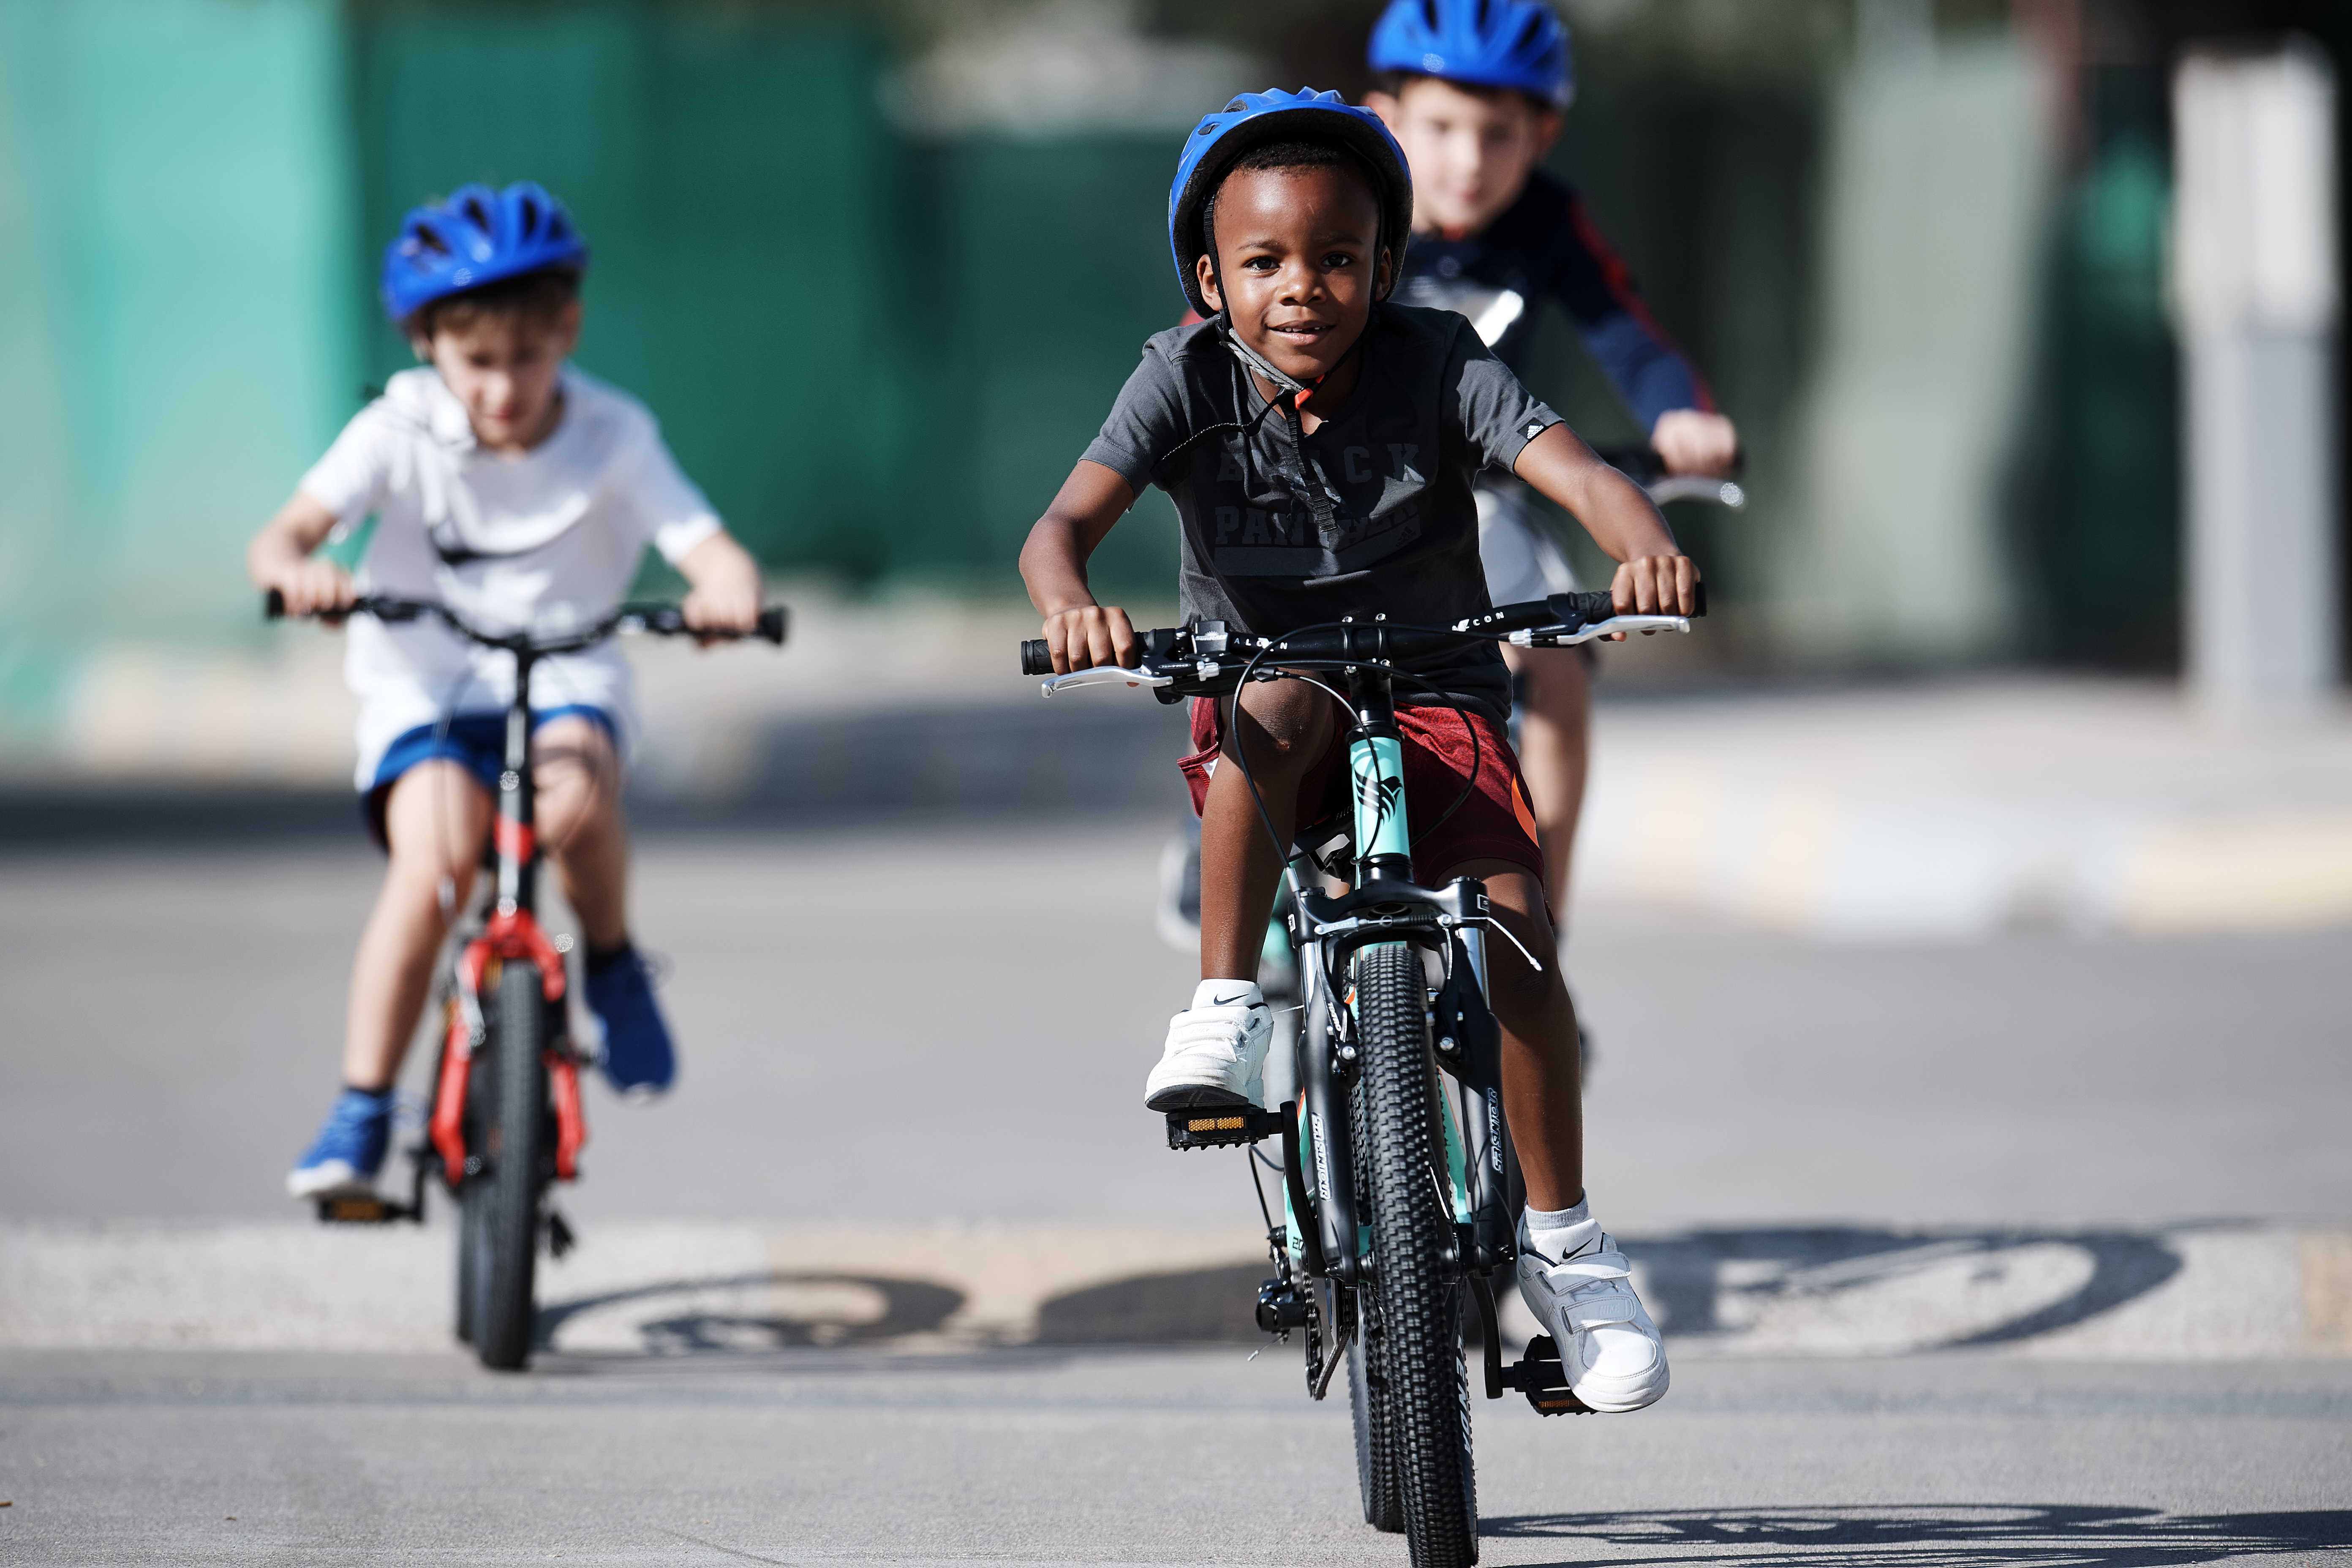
[{"xmin": 247, "ymin": 182, "xmax": 764, "ymax": 1200}]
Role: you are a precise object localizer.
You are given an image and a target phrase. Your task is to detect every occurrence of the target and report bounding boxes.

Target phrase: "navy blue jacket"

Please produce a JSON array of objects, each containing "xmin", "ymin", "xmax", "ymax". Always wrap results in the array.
[{"xmin": 1395, "ymin": 169, "xmax": 1712, "ymax": 434}]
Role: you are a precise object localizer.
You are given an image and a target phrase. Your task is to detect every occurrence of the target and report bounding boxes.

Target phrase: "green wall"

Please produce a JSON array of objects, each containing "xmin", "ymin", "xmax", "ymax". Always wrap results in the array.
[
  {"xmin": 0, "ymin": 0, "xmax": 2197, "ymax": 745},
  {"xmin": 2010, "ymin": 68, "xmax": 2179, "ymax": 667},
  {"xmin": 0, "ymin": 0, "xmax": 354, "ymax": 729},
  {"xmin": 352, "ymin": 5, "xmax": 909, "ymax": 577},
  {"xmin": 351, "ymin": 11, "xmax": 1188, "ymax": 602},
  {"xmin": 903, "ymin": 134, "xmax": 1184, "ymax": 599}
]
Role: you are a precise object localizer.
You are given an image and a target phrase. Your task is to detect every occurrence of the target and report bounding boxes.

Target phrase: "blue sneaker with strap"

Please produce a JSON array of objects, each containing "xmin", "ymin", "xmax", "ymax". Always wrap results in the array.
[
  {"xmin": 287, "ymin": 1086, "xmax": 395, "ymax": 1199},
  {"xmin": 585, "ymin": 943, "xmax": 677, "ymax": 1098}
]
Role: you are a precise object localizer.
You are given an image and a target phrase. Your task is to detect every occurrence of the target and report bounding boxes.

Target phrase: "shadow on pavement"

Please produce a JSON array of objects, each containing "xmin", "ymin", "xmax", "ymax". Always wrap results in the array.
[
  {"xmin": 1481, "ymin": 1505, "xmax": 2352, "ymax": 1565},
  {"xmin": 1635, "ymin": 1228, "xmax": 2183, "ymax": 1347},
  {"xmin": 1033, "ymin": 1261, "xmax": 1268, "ymax": 1345},
  {"xmin": 522, "ymin": 1225, "xmax": 2195, "ymax": 1359},
  {"xmin": 535, "ymin": 1271, "xmax": 964, "ymax": 1354}
]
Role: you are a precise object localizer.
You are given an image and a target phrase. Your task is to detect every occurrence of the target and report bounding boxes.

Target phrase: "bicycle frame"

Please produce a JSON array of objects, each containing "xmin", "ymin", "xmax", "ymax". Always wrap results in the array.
[
  {"xmin": 426, "ymin": 642, "xmax": 585, "ymax": 1196},
  {"xmin": 1281, "ymin": 646, "xmax": 1515, "ymax": 1303}
]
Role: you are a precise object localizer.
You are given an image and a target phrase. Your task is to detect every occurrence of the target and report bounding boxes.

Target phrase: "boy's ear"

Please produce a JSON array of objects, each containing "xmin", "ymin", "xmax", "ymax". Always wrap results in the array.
[
  {"xmin": 1195, "ymin": 253, "xmax": 1223, "ymax": 315},
  {"xmin": 1532, "ymin": 107, "xmax": 1564, "ymax": 159},
  {"xmin": 552, "ymin": 297, "xmax": 584, "ymax": 355},
  {"xmin": 407, "ymin": 331, "xmax": 433, "ymax": 362},
  {"xmin": 1364, "ymin": 89, "xmax": 1401, "ymax": 130},
  {"xmin": 1376, "ymin": 246, "xmax": 1394, "ymax": 299}
]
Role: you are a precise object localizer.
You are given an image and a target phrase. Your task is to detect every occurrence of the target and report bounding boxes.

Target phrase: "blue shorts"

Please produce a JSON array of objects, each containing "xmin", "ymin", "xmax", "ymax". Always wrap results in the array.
[{"xmin": 361, "ymin": 705, "xmax": 615, "ymax": 850}]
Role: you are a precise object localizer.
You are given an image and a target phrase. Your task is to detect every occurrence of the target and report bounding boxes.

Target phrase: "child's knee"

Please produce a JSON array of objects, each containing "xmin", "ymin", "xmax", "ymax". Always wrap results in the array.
[
  {"xmin": 535, "ymin": 765, "xmax": 619, "ymax": 845},
  {"xmin": 539, "ymin": 782, "xmax": 619, "ymax": 848},
  {"xmin": 532, "ymin": 723, "xmax": 620, "ymax": 838},
  {"xmin": 1487, "ymin": 939, "xmax": 1563, "ymax": 1022},
  {"xmin": 1228, "ymin": 681, "xmax": 1334, "ymax": 770}
]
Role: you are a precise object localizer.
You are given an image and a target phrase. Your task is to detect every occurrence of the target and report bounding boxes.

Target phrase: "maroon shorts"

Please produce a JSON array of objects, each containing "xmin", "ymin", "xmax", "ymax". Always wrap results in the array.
[{"xmin": 1178, "ymin": 695, "xmax": 1546, "ymax": 891}]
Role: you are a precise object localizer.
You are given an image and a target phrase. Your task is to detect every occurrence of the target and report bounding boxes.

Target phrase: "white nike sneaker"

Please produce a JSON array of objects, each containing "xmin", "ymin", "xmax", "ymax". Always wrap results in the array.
[
  {"xmin": 1516, "ymin": 1215, "xmax": 1669, "ymax": 1413},
  {"xmin": 1144, "ymin": 980, "xmax": 1272, "ymax": 1111}
]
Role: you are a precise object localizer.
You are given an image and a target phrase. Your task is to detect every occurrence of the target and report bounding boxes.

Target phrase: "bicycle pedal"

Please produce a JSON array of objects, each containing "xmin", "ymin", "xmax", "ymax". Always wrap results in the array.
[
  {"xmin": 314, "ymin": 1195, "xmax": 413, "ymax": 1225},
  {"xmin": 1508, "ymin": 1334, "xmax": 1597, "ymax": 1417},
  {"xmin": 1164, "ymin": 1105, "xmax": 1286, "ymax": 1150}
]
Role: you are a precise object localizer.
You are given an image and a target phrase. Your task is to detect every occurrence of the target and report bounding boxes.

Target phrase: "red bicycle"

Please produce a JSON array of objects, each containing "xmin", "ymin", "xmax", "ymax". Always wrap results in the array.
[{"xmin": 268, "ymin": 589, "xmax": 785, "ymax": 1369}]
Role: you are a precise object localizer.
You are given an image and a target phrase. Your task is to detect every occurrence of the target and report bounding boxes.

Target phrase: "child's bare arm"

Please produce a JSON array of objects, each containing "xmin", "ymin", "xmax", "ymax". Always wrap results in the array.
[
  {"xmin": 1511, "ymin": 424, "xmax": 1701, "ymax": 621},
  {"xmin": 1018, "ymin": 460, "xmax": 1141, "ymax": 673},
  {"xmin": 246, "ymin": 491, "xmax": 355, "ymax": 615},
  {"xmin": 676, "ymin": 531, "xmax": 763, "ymax": 635}
]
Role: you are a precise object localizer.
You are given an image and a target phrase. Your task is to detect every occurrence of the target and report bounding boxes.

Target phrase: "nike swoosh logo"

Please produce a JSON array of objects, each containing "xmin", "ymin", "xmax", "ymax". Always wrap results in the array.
[{"xmin": 1210, "ymin": 991, "xmax": 1253, "ymax": 1007}]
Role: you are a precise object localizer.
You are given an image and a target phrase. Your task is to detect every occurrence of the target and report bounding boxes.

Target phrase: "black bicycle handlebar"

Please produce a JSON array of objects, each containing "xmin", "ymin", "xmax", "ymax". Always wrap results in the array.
[
  {"xmin": 264, "ymin": 590, "xmax": 787, "ymax": 649},
  {"xmin": 1016, "ymin": 585, "xmax": 1704, "ymax": 681}
]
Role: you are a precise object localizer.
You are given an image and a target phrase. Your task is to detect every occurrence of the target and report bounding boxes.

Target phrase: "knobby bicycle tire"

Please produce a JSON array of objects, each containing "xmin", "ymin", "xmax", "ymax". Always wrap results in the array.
[
  {"xmin": 456, "ymin": 1194, "xmax": 481, "ymax": 1345},
  {"xmin": 1348, "ymin": 1059, "xmax": 1403, "ymax": 1533},
  {"xmin": 471, "ymin": 959, "xmax": 548, "ymax": 1371},
  {"xmin": 443, "ymin": 992, "xmax": 481, "ymax": 1346},
  {"xmin": 1358, "ymin": 940, "xmax": 1479, "ymax": 1567}
]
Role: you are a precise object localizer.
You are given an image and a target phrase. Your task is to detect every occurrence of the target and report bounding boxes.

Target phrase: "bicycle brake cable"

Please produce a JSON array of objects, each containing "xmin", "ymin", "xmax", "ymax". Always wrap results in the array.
[{"xmin": 1225, "ymin": 623, "xmax": 1495, "ymax": 885}]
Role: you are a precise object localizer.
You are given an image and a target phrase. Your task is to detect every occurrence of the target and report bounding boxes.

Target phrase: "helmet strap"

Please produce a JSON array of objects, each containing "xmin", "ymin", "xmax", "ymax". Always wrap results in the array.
[
  {"xmin": 1217, "ymin": 311, "xmax": 1378, "ymax": 547},
  {"xmin": 1219, "ymin": 308, "xmax": 1372, "ymax": 407}
]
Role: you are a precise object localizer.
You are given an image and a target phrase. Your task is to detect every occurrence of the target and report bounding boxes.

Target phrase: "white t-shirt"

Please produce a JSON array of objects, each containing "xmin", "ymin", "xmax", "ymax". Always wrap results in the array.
[{"xmin": 299, "ymin": 365, "xmax": 722, "ymax": 787}]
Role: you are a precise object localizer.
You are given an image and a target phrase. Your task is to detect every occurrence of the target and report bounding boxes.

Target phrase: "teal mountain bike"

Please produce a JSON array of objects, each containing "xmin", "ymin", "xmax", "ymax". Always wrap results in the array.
[{"xmin": 1022, "ymin": 587, "xmax": 1697, "ymax": 1567}]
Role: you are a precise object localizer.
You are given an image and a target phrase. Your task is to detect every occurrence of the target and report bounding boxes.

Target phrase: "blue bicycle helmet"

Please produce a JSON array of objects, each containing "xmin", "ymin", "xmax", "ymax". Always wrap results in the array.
[
  {"xmin": 1367, "ymin": 0, "xmax": 1575, "ymax": 110},
  {"xmin": 379, "ymin": 181, "xmax": 589, "ymax": 324},
  {"xmin": 1168, "ymin": 88, "xmax": 1415, "ymax": 321}
]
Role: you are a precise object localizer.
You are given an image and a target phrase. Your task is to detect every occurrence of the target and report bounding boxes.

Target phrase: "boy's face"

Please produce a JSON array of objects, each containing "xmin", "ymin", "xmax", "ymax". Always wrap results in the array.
[
  {"xmin": 1197, "ymin": 164, "xmax": 1391, "ymax": 386},
  {"xmin": 413, "ymin": 301, "xmax": 582, "ymax": 453},
  {"xmin": 1367, "ymin": 77, "xmax": 1560, "ymax": 238}
]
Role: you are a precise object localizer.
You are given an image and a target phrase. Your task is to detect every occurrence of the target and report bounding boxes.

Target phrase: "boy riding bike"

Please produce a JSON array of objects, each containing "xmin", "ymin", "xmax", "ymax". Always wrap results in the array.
[
  {"xmin": 1019, "ymin": 89, "xmax": 1694, "ymax": 1413},
  {"xmin": 1364, "ymin": 0, "xmax": 1738, "ymax": 904},
  {"xmin": 247, "ymin": 182, "xmax": 765, "ymax": 1202}
]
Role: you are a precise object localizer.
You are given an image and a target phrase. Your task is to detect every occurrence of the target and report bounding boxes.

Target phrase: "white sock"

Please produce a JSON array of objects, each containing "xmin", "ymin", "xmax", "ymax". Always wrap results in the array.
[
  {"xmin": 1191, "ymin": 979, "xmax": 1263, "ymax": 1010},
  {"xmin": 1522, "ymin": 1192, "xmax": 1599, "ymax": 1264}
]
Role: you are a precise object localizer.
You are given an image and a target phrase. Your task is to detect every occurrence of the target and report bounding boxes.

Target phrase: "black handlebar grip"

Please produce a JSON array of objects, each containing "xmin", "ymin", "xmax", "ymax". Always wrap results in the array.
[
  {"xmin": 1546, "ymin": 589, "xmax": 1617, "ymax": 626},
  {"xmin": 757, "ymin": 606, "xmax": 788, "ymax": 645},
  {"xmin": 264, "ymin": 588, "xmax": 287, "ymax": 621},
  {"xmin": 1693, "ymin": 581, "xmax": 1708, "ymax": 618},
  {"xmin": 1019, "ymin": 639, "xmax": 1054, "ymax": 676}
]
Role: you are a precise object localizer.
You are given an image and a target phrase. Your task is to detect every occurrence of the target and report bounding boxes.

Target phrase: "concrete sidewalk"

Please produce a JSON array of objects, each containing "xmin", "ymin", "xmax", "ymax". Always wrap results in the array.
[
  {"xmin": 1576, "ymin": 677, "xmax": 2352, "ymax": 940},
  {"xmin": 5, "ymin": 1218, "xmax": 2346, "ymax": 1362}
]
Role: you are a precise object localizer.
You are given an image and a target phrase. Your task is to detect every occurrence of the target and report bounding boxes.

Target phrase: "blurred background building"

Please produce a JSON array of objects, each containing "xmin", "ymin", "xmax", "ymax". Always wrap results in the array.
[{"xmin": 0, "ymin": 0, "xmax": 2346, "ymax": 779}]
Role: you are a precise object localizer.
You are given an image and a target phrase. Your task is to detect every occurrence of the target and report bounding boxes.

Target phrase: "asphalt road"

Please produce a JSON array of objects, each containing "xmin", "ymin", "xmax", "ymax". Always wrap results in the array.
[
  {"xmin": 2, "ymin": 1349, "xmax": 2347, "ymax": 1566},
  {"xmin": 2, "ymin": 818, "xmax": 2346, "ymax": 1229},
  {"xmin": 3, "ymin": 819, "xmax": 2349, "ymax": 1565}
]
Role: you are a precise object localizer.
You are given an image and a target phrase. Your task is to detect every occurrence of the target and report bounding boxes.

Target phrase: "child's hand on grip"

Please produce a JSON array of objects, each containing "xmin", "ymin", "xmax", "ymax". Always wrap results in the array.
[
  {"xmin": 271, "ymin": 559, "xmax": 357, "ymax": 618},
  {"xmin": 1042, "ymin": 603, "xmax": 1138, "ymax": 674},
  {"xmin": 1607, "ymin": 554, "xmax": 1700, "ymax": 637}
]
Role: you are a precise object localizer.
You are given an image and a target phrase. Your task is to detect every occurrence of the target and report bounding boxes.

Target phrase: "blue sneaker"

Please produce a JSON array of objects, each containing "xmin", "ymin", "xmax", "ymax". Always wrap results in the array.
[
  {"xmin": 287, "ymin": 1086, "xmax": 395, "ymax": 1199},
  {"xmin": 585, "ymin": 944, "xmax": 676, "ymax": 1097}
]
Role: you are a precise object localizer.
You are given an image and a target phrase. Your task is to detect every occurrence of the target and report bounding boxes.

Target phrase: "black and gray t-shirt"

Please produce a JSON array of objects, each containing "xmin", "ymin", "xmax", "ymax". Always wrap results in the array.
[{"xmin": 1081, "ymin": 304, "xmax": 1563, "ymax": 721}]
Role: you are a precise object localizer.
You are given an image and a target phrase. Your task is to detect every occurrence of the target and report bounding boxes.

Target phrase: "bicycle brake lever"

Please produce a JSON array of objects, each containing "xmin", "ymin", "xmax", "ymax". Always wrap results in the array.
[
  {"xmin": 1039, "ymin": 665, "xmax": 1176, "ymax": 698},
  {"xmin": 1518, "ymin": 614, "xmax": 1690, "ymax": 646}
]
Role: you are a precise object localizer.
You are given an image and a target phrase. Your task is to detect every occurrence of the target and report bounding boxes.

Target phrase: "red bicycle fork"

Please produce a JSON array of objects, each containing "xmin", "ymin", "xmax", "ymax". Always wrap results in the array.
[{"xmin": 429, "ymin": 906, "xmax": 588, "ymax": 1188}]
